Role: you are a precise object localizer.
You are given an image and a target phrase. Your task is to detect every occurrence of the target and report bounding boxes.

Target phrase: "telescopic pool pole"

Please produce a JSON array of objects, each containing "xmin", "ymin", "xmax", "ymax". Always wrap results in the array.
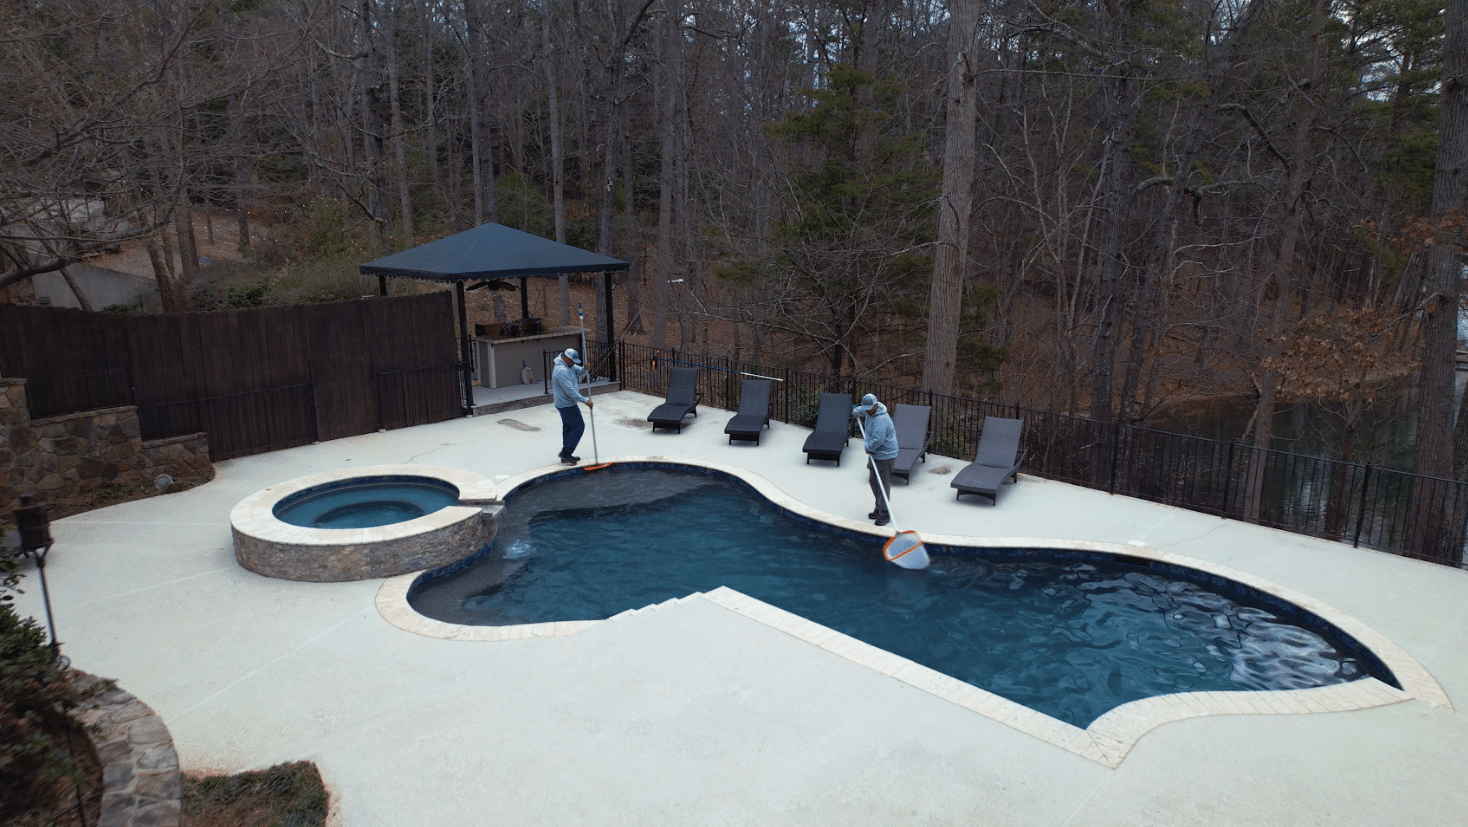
[
  {"xmin": 577, "ymin": 303, "xmax": 601, "ymax": 465},
  {"xmin": 856, "ymin": 415, "xmax": 929, "ymax": 570}
]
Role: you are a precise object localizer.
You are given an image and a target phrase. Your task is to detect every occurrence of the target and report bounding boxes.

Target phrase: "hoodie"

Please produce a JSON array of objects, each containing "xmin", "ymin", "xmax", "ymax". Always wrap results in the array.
[{"xmin": 853, "ymin": 400, "xmax": 898, "ymax": 461}]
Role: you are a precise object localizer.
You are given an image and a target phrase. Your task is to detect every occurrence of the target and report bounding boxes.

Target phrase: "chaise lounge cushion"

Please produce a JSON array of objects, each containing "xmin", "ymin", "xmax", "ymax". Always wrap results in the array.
[
  {"xmin": 801, "ymin": 393, "xmax": 852, "ymax": 465},
  {"xmin": 951, "ymin": 416, "xmax": 1024, "ymax": 503}
]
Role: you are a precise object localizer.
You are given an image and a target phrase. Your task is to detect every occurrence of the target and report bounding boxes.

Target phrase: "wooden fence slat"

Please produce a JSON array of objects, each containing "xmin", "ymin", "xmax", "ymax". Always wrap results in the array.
[{"xmin": 0, "ymin": 297, "xmax": 460, "ymax": 458}]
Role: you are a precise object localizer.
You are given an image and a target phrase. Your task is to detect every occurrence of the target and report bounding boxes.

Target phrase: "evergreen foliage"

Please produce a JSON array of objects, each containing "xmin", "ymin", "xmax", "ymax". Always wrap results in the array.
[{"xmin": 0, "ymin": 554, "xmax": 106, "ymax": 825}]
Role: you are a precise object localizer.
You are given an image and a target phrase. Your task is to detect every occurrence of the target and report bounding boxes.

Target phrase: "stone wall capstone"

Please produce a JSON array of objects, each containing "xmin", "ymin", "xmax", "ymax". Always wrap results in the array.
[
  {"xmin": 75, "ymin": 673, "xmax": 182, "ymax": 827},
  {"xmin": 0, "ymin": 378, "xmax": 210, "ymax": 515}
]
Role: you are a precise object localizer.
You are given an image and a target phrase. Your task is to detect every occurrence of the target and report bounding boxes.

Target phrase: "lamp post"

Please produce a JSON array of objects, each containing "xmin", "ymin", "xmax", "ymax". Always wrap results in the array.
[
  {"xmin": 13, "ymin": 494, "xmax": 62, "ymax": 664},
  {"xmin": 13, "ymin": 494, "xmax": 88, "ymax": 825}
]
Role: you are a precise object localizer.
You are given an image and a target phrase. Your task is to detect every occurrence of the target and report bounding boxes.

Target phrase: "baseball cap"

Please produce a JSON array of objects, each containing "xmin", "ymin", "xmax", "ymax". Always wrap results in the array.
[{"xmin": 563, "ymin": 348, "xmax": 581, "ymax": 364}]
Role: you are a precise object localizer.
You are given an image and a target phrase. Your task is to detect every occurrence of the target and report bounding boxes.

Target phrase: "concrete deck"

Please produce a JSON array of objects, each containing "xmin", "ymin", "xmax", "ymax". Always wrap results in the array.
[{"xmin": 12, "ymin": 389, "xmax": 1468, "ymax": 826}]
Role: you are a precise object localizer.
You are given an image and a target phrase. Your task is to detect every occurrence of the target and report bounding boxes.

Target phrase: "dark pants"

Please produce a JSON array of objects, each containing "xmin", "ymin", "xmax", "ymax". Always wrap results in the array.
[
  {"xmin": 557, "ymin": 404, "xmax": 585, "ymax": 457},
  {"xmin": 868, "ymin": 456, "xmax": 894, "ymax": 517}
]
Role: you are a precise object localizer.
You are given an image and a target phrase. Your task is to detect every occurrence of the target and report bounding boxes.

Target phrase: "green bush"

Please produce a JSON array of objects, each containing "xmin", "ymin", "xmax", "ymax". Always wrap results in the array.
[
  {"xmin": 0, "ymin": 554, "xmax": 107, "ymax": 825},
  {"xmin": 184, "ymin": 761, "xmax": 329, "ymax": 827}
]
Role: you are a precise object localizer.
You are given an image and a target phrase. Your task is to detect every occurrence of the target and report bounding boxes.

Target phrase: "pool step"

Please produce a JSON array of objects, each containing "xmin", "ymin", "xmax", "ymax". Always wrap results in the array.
[{"xmin": 606, "ymin": 592, "xmax": 705, "ymax": 623}]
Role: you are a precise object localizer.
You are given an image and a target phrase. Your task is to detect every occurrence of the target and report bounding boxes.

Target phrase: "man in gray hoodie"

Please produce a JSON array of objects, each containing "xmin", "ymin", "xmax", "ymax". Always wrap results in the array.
[
  {"xmin": 552, "ymin": 348, "xmax": 593, "ymax": 464},
  {"xmin": 853, "ymin": 393, "xmax": 898, "ymax": 526}
]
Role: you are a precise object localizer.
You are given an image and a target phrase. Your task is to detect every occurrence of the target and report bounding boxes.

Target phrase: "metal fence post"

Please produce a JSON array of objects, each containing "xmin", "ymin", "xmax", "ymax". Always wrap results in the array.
[
  {"xmin": 1222, "ymin": 440, "xmax": 1236, "ymax": 517},
  {"xmin": 1353, "ymin": 463, "xmax": 1372, "ymax": 548},
  {"xmin": 1108, "ymin": 420, "xmax": 1121, "ymax": 494}
]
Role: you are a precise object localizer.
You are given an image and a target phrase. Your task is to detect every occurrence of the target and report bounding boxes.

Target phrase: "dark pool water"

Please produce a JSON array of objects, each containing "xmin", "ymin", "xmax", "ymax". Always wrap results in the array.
[
  {"xmin": 274, "ymin": 476, "xmax": 460, "ymax": 529},
  {"xmin": 408, "ymin": 467, "xmax": 1385, "ymax": 727}
]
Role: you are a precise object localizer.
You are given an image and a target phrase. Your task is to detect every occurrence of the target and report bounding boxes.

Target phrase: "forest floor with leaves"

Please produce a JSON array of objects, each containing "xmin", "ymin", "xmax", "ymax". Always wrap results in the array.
[{"xmin": 44, "ymin": 468, "xmax": 217, "ymax": 521}]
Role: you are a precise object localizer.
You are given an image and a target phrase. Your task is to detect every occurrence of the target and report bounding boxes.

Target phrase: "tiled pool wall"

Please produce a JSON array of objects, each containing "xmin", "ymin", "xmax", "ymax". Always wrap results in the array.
[
  {"xmin": 231, "ymin": 465, "xmax": 497, "ymax": 582},
  {"xmin": 406, "ymin": 517, "xmax": 505, "ymax": 594}
]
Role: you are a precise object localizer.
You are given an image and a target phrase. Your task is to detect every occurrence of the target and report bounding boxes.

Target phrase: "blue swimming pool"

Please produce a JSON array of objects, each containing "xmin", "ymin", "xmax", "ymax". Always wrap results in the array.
[
  {"xmin": 274, "ymin": 476, "xmax": 460, "ymax": 529},
  {"xmin": 408, "ymin": 465, "xmax": 1393, "ymax": 727}
]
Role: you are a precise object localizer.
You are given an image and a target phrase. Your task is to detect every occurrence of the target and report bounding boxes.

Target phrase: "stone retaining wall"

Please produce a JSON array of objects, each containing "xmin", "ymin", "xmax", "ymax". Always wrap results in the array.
[
  {"xmin": 76, "ymin": 674, "xmax": 182, "ymax": 827},
  {"xmin": 0, "ymin": 378, "xmax": 211, "ymax": 515}
]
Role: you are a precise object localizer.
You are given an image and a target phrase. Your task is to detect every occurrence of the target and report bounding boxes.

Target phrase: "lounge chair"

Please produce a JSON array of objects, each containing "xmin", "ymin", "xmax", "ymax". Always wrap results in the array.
[
  {"xmin": 952, "ymin": 416, "xmax": 1025, "ymax": 503},
  {"xmin": 801, "ymin": 393, "xmax": 851, "ymax": 464},
  {"xmin": 890, "ymin": 403, "xmax": 931, "ymax": 483},
  {"xmin": 724, "ymin": 378, "xmax": 773, "ymax": 444},
  {"xmin": 647, "ymin": 366, "xmax": 703, "ymax": 433}
]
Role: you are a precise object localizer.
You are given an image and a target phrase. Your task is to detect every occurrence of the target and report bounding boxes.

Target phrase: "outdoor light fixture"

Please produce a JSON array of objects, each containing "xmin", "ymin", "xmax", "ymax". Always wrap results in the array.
[
  {"xmin": 15, "ymin": 493, "xmax": 88, "ymax": 826},
  {"xmin": 13, "ymin": 494, "xmax": 63, "ymax": 664}
]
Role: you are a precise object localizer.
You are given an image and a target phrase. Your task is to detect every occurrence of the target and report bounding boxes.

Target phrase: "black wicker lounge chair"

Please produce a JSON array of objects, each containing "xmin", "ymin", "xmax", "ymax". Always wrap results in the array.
[
  {"xmin": 647, "ymin": 366, "xmax": 703, "ymax": 433},
  {"xmin": 801, "ymin": 392, "xmax": 851, "ymax": 465},
  {"xmin": 890, "ymin": 403, "xmax": 931, "ymax": 483},
  {"xmin": 724, "ymin": 378, "xmax": 773, "ymax": 444},
  {"xmin": 951, "ymin": 416, "xmax": 1025, "ymax": 503}
]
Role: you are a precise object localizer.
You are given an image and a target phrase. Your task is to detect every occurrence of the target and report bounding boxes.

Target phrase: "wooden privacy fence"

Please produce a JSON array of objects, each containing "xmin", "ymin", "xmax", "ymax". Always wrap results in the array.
[{"xmin": 0, "ymin": 295, "xmax": 463, "ymax": 460}]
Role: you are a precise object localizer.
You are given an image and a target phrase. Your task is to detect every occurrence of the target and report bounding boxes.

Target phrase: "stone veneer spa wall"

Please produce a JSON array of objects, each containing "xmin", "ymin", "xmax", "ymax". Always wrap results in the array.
[{"xmin": 230, "ymin": 465, "xmax": 499, "ymax": 582}]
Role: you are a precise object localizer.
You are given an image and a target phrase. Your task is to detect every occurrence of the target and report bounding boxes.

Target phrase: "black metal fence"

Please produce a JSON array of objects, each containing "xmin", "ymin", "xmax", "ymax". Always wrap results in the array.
[
  {"xmin": 541, "ymin": 343, "xmax": 617, "ymax": 397},
  {"xmin": 615, "ymin": 342, "xmax": 1468, "ymax": 570}
]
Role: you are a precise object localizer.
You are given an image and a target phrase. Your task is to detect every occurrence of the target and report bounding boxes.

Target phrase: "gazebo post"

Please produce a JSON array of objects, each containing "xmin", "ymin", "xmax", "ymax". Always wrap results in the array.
[
  {"xmin": 603, "ymin": 271, "xmax": 617, "ymax": 380},
  {"xmin": 456, "ymin": 280, "xmax": 473, "ymax": 412},
  {"xmin": 378, "ymin": 275, "xmax": 388, "ymax": 296},
  {"xmin": 520, "ymin": 276, "xmax": 530, "ymax": 323}
]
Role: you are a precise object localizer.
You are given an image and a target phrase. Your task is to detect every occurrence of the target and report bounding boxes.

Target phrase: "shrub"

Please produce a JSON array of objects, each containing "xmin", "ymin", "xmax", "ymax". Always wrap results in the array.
[
  {"xmin": 184, "ymin": 761, "xmax": 329, "ymax": 827},
  {"xmin": 0, "ymin": 553, "xmax": 108, "ymax": 824}
]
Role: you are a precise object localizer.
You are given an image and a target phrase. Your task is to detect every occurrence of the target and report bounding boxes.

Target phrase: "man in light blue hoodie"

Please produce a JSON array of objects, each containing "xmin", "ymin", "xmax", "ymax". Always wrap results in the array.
[
  {"xmin": 552, "ymin": 348, "xmax": 593, "ymax": 465},
  {"xmin": 853, "ymin": 393, "xmax": 898, "ymax": 526}
]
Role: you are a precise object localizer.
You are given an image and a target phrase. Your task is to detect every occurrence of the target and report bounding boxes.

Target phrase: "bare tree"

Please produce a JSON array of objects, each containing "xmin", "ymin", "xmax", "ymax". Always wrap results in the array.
[
  {"xmin": 921, "ymin": 0, "xmax": 984, "ymax": 395},
  {"xmin": 1407, "ymin": 0, "xmax": 1468, "ymax": 561}
]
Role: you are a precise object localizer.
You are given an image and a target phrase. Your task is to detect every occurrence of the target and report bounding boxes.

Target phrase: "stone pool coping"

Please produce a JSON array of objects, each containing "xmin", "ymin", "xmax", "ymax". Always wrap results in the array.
[
  {"xmin": 230, "ymin": 464, "xmax": 496, "ymax": 582},
  {"xmin": 373, "ymin": 455, "xmax": 1452, "ymax": 769}
]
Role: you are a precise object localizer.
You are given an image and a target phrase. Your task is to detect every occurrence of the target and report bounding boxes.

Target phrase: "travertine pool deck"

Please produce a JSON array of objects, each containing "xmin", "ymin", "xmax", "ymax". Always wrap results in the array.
[{"xmin": 12, "ymin": 389, "xmax": 1468, "ymax": 825}]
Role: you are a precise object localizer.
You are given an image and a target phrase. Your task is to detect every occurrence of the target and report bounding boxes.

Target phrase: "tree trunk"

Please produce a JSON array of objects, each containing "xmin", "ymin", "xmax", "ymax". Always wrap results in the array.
[
  {"xmin": 1087, "ymin": 0, "xmax": 1134, "ymax": 422},
  {"xmin": 359, "ymin": 0, "xmax": 389, "ymax": 247},
  {"xmin": 385, "ymin": 0, "xmax": 414, "ymax": 241},
  {"xmin": 173, "ymin": 200, "xmax": 200, "ymax": 301},
  {"xmin": 1243, "ymin": 0, "xmax": 1328, "ymax": 524},
  {"xmin": 1409, "ymin": 0, "xmax": 1468, "ymax": 562},
  {"xmin": 147, "ymin": 233, "xmax": 185, "ymax": 313},
  {"xmin": 653, "ymin": 0, "xmax": 681, "ymax": 349},
  {"xmin": 621, "ymin": 99, "xmax": 643, "ymax": 334},
  {"xmin": 920, "ymin": 0, "xmax": 981, "ymax": 395},
  {"xmin": 58, "ymin": 267, "xmax": 93, "ymax": 312},
  {"xmin": 464, "ymin": 0, "xmax": 495, "ymax": 225},
  {"xmin": 542, "ymin": 0, "xmax": 571, "ymax": 325},
  {"xmin": 422, "ymin": 7, "xmax": 441, "ymax": 211},
  {"xmin": 230, "ymin": 93, "xmax": 251, "ymax": 248}
]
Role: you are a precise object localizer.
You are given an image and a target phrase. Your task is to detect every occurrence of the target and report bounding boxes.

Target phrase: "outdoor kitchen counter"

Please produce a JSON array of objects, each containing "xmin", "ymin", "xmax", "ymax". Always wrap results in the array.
[{"xmin": 474, "ymin": 326, "xmax": 584, "ymax": 389}]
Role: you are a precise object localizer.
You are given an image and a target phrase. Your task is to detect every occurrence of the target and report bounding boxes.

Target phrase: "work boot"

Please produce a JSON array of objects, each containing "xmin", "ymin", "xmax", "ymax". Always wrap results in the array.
[
  {"xmin": 874, "ymin": 514, "xmax": 890, "ymax": 527},
  {"xmin": 559, "ymin": 455, "xmax": 577, "ymax": 465},
  {"xmin": 868, "ymin": 510, "xmax": 880, "ymax": 519}
]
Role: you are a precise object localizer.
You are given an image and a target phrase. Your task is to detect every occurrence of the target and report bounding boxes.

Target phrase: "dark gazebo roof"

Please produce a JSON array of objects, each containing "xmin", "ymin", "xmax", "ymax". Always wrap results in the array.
[{"xmin": 360, "ymin": 222, "xmax": 628, "ymax": 281}]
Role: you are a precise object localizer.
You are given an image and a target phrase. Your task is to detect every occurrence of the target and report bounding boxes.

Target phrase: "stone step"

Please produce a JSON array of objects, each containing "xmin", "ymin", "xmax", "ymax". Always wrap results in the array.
[{"xmin": 605, "ymin": 592, "xmax": 702, "ymax": 623}]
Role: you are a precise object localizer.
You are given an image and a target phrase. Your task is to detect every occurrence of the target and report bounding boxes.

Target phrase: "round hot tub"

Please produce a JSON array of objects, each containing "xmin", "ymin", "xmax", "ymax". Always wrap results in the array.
[
  {"xmin": 273, "ymin": 476, "xmax": 462, "ymax": 529},
  {"xmin": 231, "ymin": 465, "xmax": 499, "ymax": 582}
]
